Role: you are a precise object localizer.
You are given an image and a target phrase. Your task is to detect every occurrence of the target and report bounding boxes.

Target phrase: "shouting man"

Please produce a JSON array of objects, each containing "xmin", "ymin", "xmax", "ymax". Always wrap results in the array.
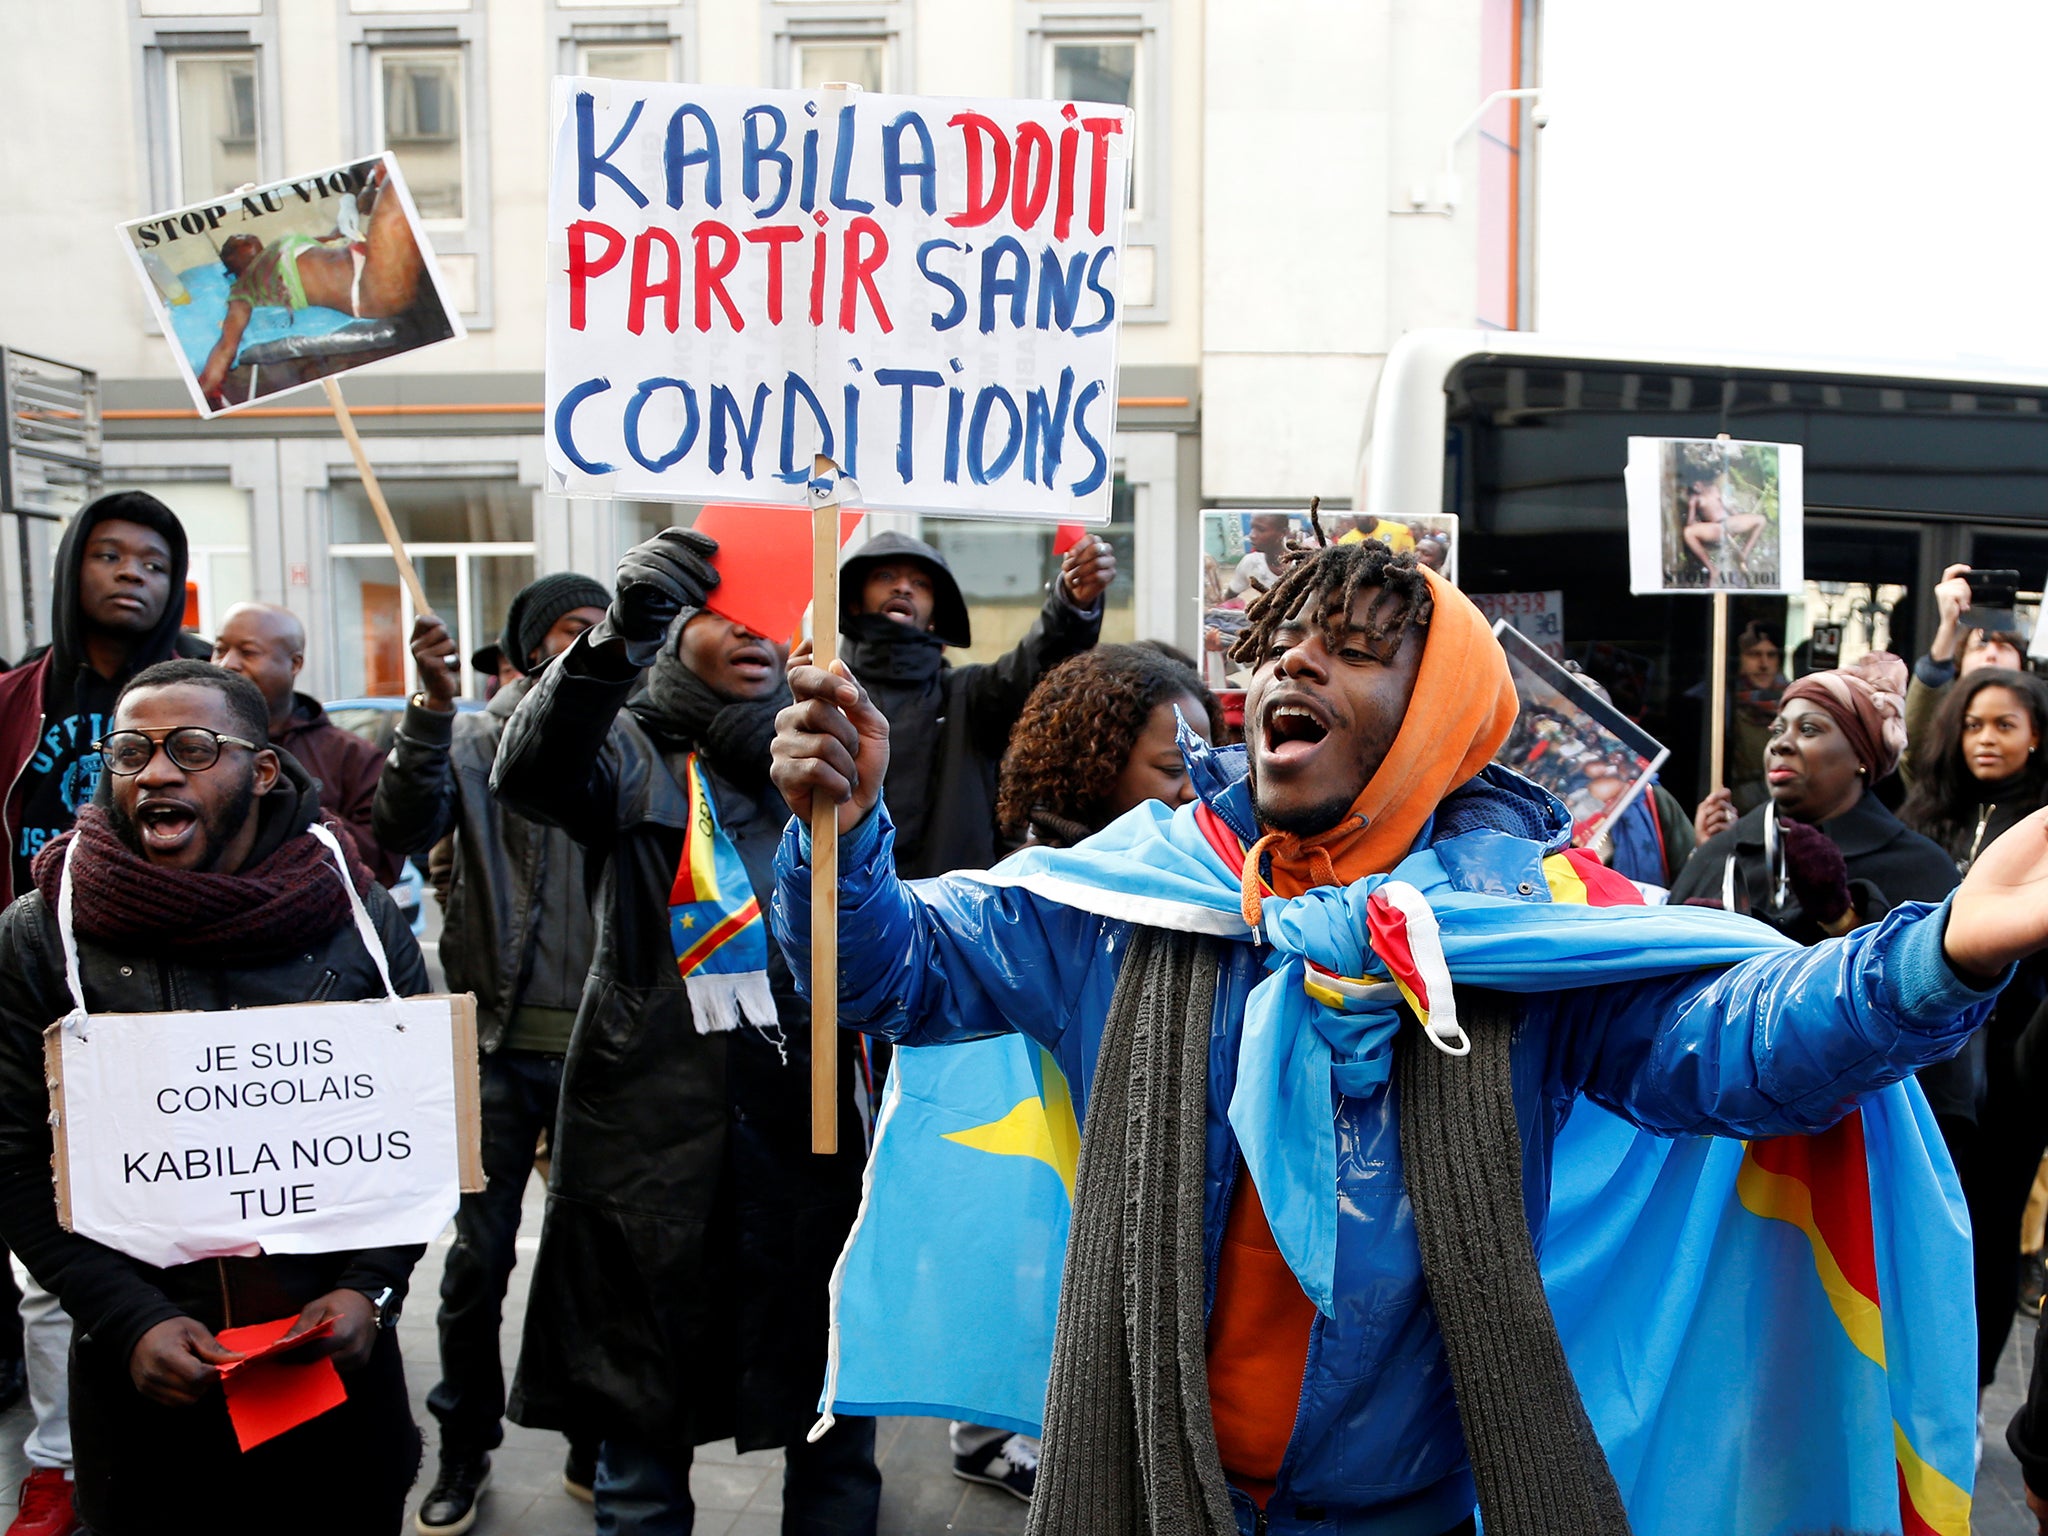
[
  {"xmin": 770, "ymin": 539, "xmax": 2040, "ymax": 1536},
  {"xmin": 0, "ymin": 661, "xmax": 430, "ymax": 1536}
]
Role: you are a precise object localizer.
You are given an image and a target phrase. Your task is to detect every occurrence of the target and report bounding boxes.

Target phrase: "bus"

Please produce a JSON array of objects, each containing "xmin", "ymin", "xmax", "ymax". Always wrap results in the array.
[{"xmin": 1356, "ymin": 329, "xmax": 2048, "ymax": 801}]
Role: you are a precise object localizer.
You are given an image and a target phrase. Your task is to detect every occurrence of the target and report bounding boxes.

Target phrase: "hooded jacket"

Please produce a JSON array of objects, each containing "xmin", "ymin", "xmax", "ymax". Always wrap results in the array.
[
  {"xmin": 773, "ymin": 744, "xmax": 1996, "ymax": 1536},
  {"xmin": 0, "ymin": 752, "xmax": 429, "ymax": 1534},
  {"xmin": 0, "ymin": 492, "xmax": 211, "ymax": 904},
  {"xmin": 837, "ymin": 530, "xmax": 1102, "ymax": 879}
]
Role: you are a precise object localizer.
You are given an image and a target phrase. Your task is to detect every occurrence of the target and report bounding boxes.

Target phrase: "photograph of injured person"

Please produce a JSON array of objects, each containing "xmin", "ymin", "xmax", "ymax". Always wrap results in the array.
[{"xmin": 123, "ymin": 152, "xmax": 462, "ymax": 414}]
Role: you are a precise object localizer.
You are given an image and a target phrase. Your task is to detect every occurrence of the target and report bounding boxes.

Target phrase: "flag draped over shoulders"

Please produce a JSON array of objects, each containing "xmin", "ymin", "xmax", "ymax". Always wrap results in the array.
[{"xmin": 816, "ymin": 791, "xmax": 1977, "ymax": 1534}]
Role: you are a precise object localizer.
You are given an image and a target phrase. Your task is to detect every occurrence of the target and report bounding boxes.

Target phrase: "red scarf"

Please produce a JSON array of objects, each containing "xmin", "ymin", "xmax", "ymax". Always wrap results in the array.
[{"xmin": 33, "ymin": 804, "xmax": 371, "ymax": 958}]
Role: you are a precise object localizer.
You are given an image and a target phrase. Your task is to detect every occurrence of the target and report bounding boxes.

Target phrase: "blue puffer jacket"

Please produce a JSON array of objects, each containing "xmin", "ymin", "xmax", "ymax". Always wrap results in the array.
[{"xmin": 771, "ymin": 750, "xmax": 1997, "ymax": 1536}]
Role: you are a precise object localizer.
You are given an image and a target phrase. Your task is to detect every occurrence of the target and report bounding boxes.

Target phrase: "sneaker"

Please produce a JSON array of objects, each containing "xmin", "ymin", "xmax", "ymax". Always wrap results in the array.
[
  {"xmin": 953, "ymin": 1432, "xmax": 1038, "ymax": 1502},
  {"xmin": 7, "ymin": 1469, "xmax": 80, "ymax": 1536},
  {"xmin": 415, "ymin": 1453, "xmax": 490, "ymax": 1536},
  {"xmin": 562, "ymin": 1443, "xmax": 597, "ymax": 1504},
  {"xmin": 2023, "ymin": 1252, "xmax": 2047, "ymax": 1319}
]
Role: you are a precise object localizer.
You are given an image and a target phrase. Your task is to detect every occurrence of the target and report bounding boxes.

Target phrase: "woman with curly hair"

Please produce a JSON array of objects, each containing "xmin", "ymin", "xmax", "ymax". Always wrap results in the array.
[
  {"xmin": 1901, "ymin": 667, "xmax": 2048, "ymax": 1395},
  {"xmin": 997, "ymin": 644, "xmax": 1221, "ymax": 851}
]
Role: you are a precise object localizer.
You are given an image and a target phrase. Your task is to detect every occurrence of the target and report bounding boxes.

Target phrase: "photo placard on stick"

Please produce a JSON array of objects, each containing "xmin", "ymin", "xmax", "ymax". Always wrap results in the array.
[
  {"xmin": 1625, "ymin": 437, "xmax": 1804, "ymax": 595},
  {"xmin": 46, "ymin": 996, "xmax": 483, "ymax": 1270},
  {"xmin": 545, "ymin": 78, "xmax": 1132, "ymax": 522},
  {"xmin": 119, "ymin": 153, "xmax": 466, "ymax": 417},
  {"xmin": 1492, "ymin": 621, "xmax": 1671, "ymax": 847}
]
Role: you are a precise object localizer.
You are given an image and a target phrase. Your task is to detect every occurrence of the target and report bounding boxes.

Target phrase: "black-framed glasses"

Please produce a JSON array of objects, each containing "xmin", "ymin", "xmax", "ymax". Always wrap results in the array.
[{"xmin": 94, "ymin": 728, "xmax": 259, "ymax": 776}]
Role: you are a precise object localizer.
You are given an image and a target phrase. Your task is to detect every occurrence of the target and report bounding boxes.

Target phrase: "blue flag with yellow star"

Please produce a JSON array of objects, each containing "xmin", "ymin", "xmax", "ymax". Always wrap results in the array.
[{"xmin": 818, "ymin": 1034, "xmax": 1078, "ymax": 1435}]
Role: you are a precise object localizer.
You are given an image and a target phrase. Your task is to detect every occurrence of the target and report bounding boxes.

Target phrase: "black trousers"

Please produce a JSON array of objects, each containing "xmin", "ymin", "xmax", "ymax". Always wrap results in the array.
[
  {"xmin": 71, "ymin": 1322, "xmax": 420, "ymax": 1535},
  {"xmin": 427, "ymin": 1048, "xmax": 591, "ymax": 1461},
  {"xmin": 1957, "ymin": 1063, "xmax": 2048, "ymax": 1388}
]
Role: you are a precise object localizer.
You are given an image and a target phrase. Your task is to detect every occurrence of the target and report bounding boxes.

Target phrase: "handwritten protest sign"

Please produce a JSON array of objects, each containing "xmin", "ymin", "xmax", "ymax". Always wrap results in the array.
[
  {"xmin": 119, "ymin": 153, "xmax": 465, "ymax": 418},
  {"xmin": 546, "ymin": 79, "xmax": 1133, "ymax": 522},
  {"xmin": 46, "ymin": 996, "xmax": 482, "ymax": 1269}
]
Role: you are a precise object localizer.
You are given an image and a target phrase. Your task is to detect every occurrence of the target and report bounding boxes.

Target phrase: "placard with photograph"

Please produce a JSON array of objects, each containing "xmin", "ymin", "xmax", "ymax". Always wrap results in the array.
[
  {"xmin": 1625, "ymin": 437, "xmax": 1804, "ymax": 594},
  {"xmin": 120, "ymin": 153, "xmax": 465, "ymax": 417},
  {"xmin": 1198, "ymin": 509, "xmax": 1458, "ymax": 688},
  {"xmin": 1492, "ymin": 620, "xmax": 1670, "ymax": 845}
]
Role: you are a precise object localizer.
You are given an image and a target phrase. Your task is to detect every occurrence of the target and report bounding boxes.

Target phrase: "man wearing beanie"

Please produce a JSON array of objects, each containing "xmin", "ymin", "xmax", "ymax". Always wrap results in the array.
[
  {"xmin": 0, "ymin": 490, "xmax": 211, "ymax": 1536},
  {"xmin": 372, "ymin": 573, "xmax": 610, "ymax": 1534}
]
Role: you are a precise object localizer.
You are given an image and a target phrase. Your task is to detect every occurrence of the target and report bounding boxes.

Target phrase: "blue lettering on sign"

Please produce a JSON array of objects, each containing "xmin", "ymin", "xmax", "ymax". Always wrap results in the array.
[
  {"xmin": 554, "ymin": 377, "xmax": 617, "ymax": 475},
  {"xmin": 576, "ymin": 94, "xmax": 648, "ymax": 211},
  {"xmin": 743, "ymin": 106, "xmax": 792, "ymax": 217}
]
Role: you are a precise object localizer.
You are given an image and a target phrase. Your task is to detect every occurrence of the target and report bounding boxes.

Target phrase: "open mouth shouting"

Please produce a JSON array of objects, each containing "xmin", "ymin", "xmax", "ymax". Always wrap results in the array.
[
  {"xmin": 134, "ymin": 796, "xmax": 201, "ymax": 855},
  {"xmin": 1260, "ymin": 693, "xmax": 1333, "ymax": 768},
  {"xmin": 878, "ymin": 594, "xmax": 922, "ymax": 624},
  {"xmin": 727, "ymin": 638, "xmax": 777, "ymax": 680}
]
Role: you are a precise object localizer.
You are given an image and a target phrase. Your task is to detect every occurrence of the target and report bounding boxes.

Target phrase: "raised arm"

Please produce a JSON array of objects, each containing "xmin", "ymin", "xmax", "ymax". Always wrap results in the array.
[
  {"xmin": 490, "ymin": 528, "xmax": 717, "ymax": 847},
  {"xmin": 373, "ymin": 613, "xmax": 465, "ymax": 856},
  {"xmin": 769, "ymin": 656, "xmax": 1101, "ymax": 1055},
  {"xmin": 959, "ymin": 534, "xmax": 1113, "ymax": 750}
]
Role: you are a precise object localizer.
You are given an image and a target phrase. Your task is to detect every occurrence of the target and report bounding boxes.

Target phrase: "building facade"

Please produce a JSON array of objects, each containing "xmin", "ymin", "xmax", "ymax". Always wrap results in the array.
[{"xmin": 1, "ymin": 0, "xmax": 1535, "ymax": 699}]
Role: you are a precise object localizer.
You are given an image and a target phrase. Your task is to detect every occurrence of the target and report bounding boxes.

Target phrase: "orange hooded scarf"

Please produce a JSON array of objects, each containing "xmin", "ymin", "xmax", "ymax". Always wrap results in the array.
[{"xmin": 1243, "ymin": 565, "xmax": 1519, "ymax": 913}]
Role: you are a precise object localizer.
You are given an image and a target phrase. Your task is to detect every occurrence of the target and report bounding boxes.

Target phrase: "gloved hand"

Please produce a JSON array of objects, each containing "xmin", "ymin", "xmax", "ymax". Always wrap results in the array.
[
  {"xmin": 612, "ymin": 527, "xmax": 718, "ymax": 644},
  {"xmin": 1778, "ymin": 818, "xmax": 1853, "ymax": 927}
]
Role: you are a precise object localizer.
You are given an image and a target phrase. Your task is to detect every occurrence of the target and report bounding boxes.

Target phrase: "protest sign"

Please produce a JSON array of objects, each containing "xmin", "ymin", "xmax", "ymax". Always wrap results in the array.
[
  {"xmin": 46, "ymin": 995, "xmax": 483, "ymax": 1270},
  {"xmin": 1492, "ymin": 621, "xmax": 1669, "ymax": 848},
  {"xmin": 545, "ymin": 78, "xmax": 1132, "ymax": 522},
  {"xmin": 1625, "ymin": 437, "xmax": 1804, "ymax": 595},
  {"xmin": 119, "ymin": 153, "xmax": 465, "ymax": 418}
]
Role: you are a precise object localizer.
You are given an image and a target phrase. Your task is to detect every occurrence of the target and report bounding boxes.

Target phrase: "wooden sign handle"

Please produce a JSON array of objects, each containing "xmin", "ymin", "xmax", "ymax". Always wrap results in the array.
[
  {"xmin": 323, "ymin": 377, "xmax": 432, "ymax": 618},
  {"xmin": 810, "ymin": 472, "xmax": 842, "ymax": 1156},
  {"xmin": 1709, "ymin": 589, "xmax": 1729, "ymax": 795}
]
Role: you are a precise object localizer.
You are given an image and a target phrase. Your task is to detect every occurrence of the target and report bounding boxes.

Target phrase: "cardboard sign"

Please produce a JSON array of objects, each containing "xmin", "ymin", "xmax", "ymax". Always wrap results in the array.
[
  {"xmin": 46, "ymin": 995, "xmax": 483, "ymax": 1270},
  {"xmin": 1624, "ymin": 437, "xmax": 1804, "ymax": 595},
  {"xmin": 545, "ymin": 79, "xmax": 1132, "ymax": 522},
  {"xmin": 119, "ymin": 152, "xmax": 466, "ymax": 417},
  {"xmin": 1470, "ymin": 591, "xmax": 1564, "ymax": 658}
]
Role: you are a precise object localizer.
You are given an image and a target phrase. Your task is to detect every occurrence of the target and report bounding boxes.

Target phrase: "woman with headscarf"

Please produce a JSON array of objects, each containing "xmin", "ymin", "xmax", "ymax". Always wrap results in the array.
[
  {"xmin": 1673, "ymin": 652, "xmax": 1983, "ymax": 1154},
  {"xmin": 1902, "ymin": 668, "xmax": 2048, "ymax": 1395}
]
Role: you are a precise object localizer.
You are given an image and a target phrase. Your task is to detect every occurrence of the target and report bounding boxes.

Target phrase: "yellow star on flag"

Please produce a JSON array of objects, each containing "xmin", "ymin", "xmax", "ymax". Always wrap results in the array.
[
  {"xmin": 680, "ymin": 914, "xmax": 696, "ymax": 929},
  {"xmin": 941, "ymin": 1048, "xmax": 1080, "ymax": 1200}
]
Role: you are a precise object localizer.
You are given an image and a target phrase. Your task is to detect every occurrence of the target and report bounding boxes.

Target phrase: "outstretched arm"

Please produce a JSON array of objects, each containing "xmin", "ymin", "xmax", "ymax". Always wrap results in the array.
[
  {"xmin": 1554, "ymin": 897, "xmax": 2001, "ymax": 1139},
  {"xmin": 959, "ymin": 535, "xmax": 1113, "ymax": 750}
]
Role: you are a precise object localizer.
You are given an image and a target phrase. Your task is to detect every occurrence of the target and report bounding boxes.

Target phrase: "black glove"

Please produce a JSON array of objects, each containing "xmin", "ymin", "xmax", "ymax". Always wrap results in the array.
[
  {"xmin": 610, "ymin": 528, "xmax": 719, "ymax": 648},
  {"xmin": 1778, "ymin": 818, "xmax": 1853, "ymax": 927}
]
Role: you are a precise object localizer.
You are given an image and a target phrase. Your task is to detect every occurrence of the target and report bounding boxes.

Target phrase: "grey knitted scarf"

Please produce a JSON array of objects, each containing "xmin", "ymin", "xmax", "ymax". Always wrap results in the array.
[{"xmin": 1029, "ymin": 933, "xmax": 1631, "ymax": 1536}]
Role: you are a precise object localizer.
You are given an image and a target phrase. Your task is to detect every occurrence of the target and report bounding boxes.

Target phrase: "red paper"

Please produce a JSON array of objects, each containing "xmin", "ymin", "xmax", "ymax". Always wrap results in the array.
[
  {"xmin": 1053, "ymin": 524, "xmax": 1088, "ymax": 555},
  {"xmin": 696, "ymin": 502, "xmax": 863, "ymax": 644},
  {"xmin": 216, "ymin": 1316, "xmax": 346, "ymax": 1452}
]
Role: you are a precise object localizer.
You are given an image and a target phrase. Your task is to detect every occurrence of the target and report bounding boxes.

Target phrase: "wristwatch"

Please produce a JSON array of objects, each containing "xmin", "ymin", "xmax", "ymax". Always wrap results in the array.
[{"xmin": 364, "ymin": 1285, "xmax": 398, "ymax": 1329}]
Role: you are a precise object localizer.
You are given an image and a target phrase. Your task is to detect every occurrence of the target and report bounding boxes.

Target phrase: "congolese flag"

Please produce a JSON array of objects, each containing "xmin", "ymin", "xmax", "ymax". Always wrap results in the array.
[{"xmin": 816, "ymin": 825, "xmax": 1975, "ymax": 1534}]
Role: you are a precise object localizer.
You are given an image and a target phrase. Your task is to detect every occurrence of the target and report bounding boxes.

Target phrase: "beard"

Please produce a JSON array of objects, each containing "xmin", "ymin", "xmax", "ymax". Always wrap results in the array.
[
  {"xmin": 1250, "ymin": 783, "xmax": 1365, "ymax": 837},
  {"xmin": 106, "ymin": 772, "xmax": 258, "ymax": 872}
]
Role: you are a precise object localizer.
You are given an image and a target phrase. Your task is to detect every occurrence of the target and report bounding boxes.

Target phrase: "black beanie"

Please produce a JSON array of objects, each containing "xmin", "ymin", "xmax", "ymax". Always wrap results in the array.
[{"xmin": 502, "ymin": 571, "xmax": 612, "ymax": 673}]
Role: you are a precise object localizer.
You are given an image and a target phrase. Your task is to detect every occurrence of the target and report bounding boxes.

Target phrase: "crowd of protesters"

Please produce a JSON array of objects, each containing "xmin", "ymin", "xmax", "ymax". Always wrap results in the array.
[{"xmin": 6, "ymin": 493, "xmax": 2048, "ymax": 1535}]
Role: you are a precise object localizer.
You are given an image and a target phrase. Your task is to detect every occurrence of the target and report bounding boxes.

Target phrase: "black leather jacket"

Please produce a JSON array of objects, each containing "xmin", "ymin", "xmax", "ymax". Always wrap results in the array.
[{"xmin": 373, "ymin": 679, "xmax": 597, "ymax": 1052}]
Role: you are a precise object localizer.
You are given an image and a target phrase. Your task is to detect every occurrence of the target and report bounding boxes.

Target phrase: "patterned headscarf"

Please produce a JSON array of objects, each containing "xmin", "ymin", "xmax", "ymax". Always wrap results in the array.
[{"xmin": 1779, "ymin": 652, "xmax": 1909, "ymax": 781}]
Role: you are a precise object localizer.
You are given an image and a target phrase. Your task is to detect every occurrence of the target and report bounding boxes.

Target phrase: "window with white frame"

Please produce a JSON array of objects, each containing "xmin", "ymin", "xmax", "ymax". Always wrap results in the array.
[
  {"xmin": 374, "ymin": 48, "xmax": 465, "ymax": 223},
  {"xmin": 793, "ymin": 36, "xmax": 888, "ymax": 92},
  {"xmin": 1044, "ymin": 38, "xmax": 1139, "ymax": 213},
  {"xmin": 578, "ymin": 40, "xmax": 675, "ymax": 79},
  {"xmin": 1028, "ymin": 7, "xmax": 1167, "ymax": 319},
  {"xmin": 165, "ymin": 52, "xmax": 262, "ymax": 204},
  {"xmin": 773, "ymin": 6, "xmax": 905, "ymax": 96}
]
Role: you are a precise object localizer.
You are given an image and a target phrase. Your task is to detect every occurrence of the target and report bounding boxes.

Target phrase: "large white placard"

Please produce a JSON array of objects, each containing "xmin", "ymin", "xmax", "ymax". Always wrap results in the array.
[
  {"xmin": 1624, "ymin": 436, "xmax": 1805, "ymax": 595},
  {"xmin": 49, "ymin": 996, "xmax": 480, "ymax": 1269},
  {"xmin": 546, "ymin": 78, "xmax": 1133, "ymax": 521}
]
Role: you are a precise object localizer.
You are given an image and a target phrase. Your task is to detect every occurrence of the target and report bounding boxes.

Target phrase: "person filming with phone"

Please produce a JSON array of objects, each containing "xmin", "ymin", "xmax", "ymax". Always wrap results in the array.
[{"xmin": 1906, "ymin": 565, "xmax": 2031, "ymax": 782}]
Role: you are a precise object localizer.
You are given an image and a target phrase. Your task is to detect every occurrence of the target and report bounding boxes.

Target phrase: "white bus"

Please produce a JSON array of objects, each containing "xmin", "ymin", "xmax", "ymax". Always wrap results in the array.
[{"xmin": 1355, "ymin": 329, "xmax": 2048, "ymax": 799}]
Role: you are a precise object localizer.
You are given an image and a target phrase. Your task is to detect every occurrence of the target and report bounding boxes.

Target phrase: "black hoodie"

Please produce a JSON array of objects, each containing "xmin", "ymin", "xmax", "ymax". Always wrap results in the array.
[{"xmin": 3, "ymin": 491, "xmax": 209, "ymax": 899}]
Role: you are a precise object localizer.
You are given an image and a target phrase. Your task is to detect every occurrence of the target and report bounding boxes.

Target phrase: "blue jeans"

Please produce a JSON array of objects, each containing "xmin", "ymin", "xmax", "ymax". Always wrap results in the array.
[{"xmin": 596, "ymin": 1417, "xmax": 880, "ymax": 1536}]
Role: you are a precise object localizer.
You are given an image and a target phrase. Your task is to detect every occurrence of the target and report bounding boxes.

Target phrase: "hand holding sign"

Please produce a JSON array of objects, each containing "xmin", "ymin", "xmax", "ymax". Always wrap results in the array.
[
  {"xmin": 773, "ymin": 652, "xmax": 892, "ymax": 837},
  {"xmin": 409, "ymin": 614, "xmax": 461, "ymax": 707},
  {"xmin": 1060, "ymin": 534, "xmax": 1117, "ymax": 607}
]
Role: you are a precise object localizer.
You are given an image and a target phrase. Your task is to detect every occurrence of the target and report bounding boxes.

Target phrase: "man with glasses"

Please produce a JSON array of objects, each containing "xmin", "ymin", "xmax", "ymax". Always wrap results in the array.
[
  {"xmin": 0, "ymin": 491, "xmax": 210, "ymax": 1536},
  {"xmin": 0, "ymin": 660, "xmax": 432, "ymax": 1536}
]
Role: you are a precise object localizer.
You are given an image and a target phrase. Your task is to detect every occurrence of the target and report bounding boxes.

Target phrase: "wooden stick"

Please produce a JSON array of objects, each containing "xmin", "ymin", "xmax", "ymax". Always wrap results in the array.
[
  {"xmin": 323, "ymin": 377, "xmax": 432, "ymax": 618},
  {"xmin": 1710, "ymin": 589, "xmax": 1730, "ymax": 794},
  {"xmin": 810, "ymin": 460, "xmax": 842, "ymax": 1157}
]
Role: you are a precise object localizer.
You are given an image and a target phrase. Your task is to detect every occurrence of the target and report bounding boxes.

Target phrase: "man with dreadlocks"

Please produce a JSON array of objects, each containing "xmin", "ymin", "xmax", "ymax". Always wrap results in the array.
[{"xmin": 770, "ymin": 538, "xmax": 2038, "ymax": 1536}]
